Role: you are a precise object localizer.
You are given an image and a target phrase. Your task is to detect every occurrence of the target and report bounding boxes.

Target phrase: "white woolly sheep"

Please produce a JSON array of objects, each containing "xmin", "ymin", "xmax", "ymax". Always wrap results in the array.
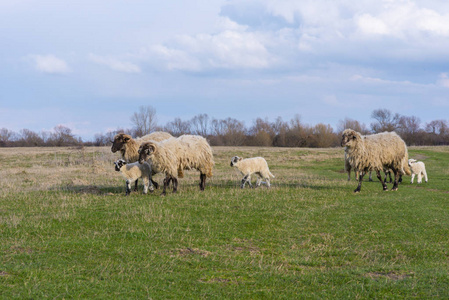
[
  {"xmin": 408, "ymin": 159, "xmax": 428, "ymax": 184},
  {"xmin": 111, "ymin": 131, "xmax": 173, "ymax": 189},
  {"xmin": 230, "ymin": 156, "xmax": 275, "ymax": 188},
  {"xmin": 138, "ymin": 135, "xmax": 215, "ymax": 196},
  {"xmin": 341, "ymin": 129, "xmax": 411, "ymax": 192},
  {"xmin": 114, "ymin": 159, "xmax": 154, "ymax": 195}
]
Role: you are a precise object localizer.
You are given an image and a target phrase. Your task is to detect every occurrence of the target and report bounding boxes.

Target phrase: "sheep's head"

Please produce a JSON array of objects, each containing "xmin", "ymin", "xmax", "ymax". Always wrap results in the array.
[
  {"xmin": 341, "ymin": 129, "xmax": 360, "ymax": 147},
  {"xmin": 408, "ymin": 159, "xmax": 417, "ymax": 166},
  {"xmin": 111, "ymin": 133, "xmax": 132, "ymax": 153},
  {"xmin": 114, "ymin": 159, "xmax": 127, "ymax": 171},
  {"xmin": 230, "ymin": 156, "xmax": 242, "ymax": 167},
  {"xmin": 138, "ymin": 142, "xmax": 156, "ymax": 164}
]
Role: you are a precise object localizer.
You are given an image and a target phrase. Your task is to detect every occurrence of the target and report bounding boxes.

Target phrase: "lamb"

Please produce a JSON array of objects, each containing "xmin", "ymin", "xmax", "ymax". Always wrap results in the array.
[
  {"xmin": 138, "ymin": 135, "xmax": 215, "ymax": 196},
  {"xmin": 230, "ymin": 156, "xmax": 275, "ymax": 188},
  {"xmin": 111, "ymin": 131, "xmax": 173, "ymax": 189},
  {"xmin": 408, "ymin": 159, "xmax": 428, "ymax": 184},
  {"xmin": 114, "ymin": 159, "xmax": 154, "ymax": 195},
  {"xmin": 341, "ymin": 129, "xmax": 411, "ymax": 192}
]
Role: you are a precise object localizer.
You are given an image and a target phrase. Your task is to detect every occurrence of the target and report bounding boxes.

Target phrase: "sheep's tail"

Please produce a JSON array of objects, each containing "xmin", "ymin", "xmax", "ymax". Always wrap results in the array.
[
  {"xmin": 269, "ymin": 171, "xmax": 275, "ymax": 178},
  {"xmin": 402, "ymin": 151, "xmax": 412, "ymax": 176}
]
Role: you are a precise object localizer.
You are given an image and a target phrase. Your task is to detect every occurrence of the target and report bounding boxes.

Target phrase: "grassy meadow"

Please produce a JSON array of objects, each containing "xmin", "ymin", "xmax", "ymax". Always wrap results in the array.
[{"xmin": 1, "ymin": 145, "xmax": 448, "ymax": 298}]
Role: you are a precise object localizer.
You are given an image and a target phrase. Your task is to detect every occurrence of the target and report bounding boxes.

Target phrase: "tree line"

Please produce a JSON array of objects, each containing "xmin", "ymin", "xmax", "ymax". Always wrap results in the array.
[{"xmin": 1, "ymin": 107, "xmax": 448, "ymax": 147}]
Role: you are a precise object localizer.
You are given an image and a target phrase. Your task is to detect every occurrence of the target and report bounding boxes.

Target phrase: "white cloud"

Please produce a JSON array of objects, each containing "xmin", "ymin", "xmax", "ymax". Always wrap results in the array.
[
  {"xmin": 437, "ymin": 73, "xmax": 449, "ymax": 88},
  {"xmin": 88, "ymin": 54, "xmax": 141, "ymax": 73},
  {"xmin": 30, "ymin": 54, "xmax": 70, "ymax": 74}
]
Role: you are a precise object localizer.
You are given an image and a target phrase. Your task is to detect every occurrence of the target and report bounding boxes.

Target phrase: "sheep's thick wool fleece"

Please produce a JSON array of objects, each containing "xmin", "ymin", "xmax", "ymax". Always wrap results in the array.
[{"xmin": 346, "ymin": 131, "xmax": 411, "ymax": 175}]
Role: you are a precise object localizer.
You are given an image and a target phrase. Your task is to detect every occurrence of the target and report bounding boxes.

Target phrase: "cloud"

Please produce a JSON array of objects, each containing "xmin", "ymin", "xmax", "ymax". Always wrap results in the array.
[
  {"xmin": 437, "ymin": 73, "xmax": 449, "ymax": 88},
  {"xmin": 88, "ymin": 54, "xmax": 141, "ymax": 73},
  {"xmin": 29, "ymin": 54, "xmax": 70, "ymax": 74}
]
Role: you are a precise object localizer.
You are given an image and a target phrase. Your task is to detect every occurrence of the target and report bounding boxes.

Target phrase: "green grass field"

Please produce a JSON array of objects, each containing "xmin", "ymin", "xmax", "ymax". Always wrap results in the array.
[{"xmin": 1, "ymin": 146, "xmax": 448, "ymax": 298}]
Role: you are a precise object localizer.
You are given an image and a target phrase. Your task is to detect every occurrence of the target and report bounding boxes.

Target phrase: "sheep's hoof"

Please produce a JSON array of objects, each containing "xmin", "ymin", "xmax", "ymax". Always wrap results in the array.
[
  {"xmin": 353, "ymin": 190, "xmax": 360, "ymax": 193},
  {"xmin": 391, "ymin": 188, "xmax": 398, "ymax": 191}
]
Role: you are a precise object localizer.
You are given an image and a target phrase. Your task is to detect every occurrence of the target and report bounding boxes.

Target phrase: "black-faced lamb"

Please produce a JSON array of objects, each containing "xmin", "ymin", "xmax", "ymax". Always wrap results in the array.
[
  {"xmin": 138, "ymin": 135, "xmax": 215, "ymax": 196},
  {"xmin": 114, "ymin": 159, "xmax": 154, "ymax": 195},
  {"xmin": 230, "ymin": 156, "xmax": 275, "ymax": 188},
  {"xmin": 341, "ymin": 129, "xmax": 411, "ymax": 192},
  {"xmin": 111, "ymin": 131, "xmax": 173, "ymax": 189},
  {"xmin": 408, "ymin": 159, "xmax": 428, "ymax": 184}
]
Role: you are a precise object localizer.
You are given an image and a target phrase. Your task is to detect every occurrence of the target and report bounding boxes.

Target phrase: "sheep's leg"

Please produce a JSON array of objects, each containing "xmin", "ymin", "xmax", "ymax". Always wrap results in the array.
[
  {"xmin": 368, "ymin": 171, "xmax": 373, "ymax": 182},
  {"xmin": 265, "ymin": 178, "xmax": 271, "ymax": 188},
  {"xmin": 410, "ymin": 173, "xmax": 415, "ymax": 184},
  {"xmin": 423, "ymin": 171, "xmax": 428, "ymax": 183},
  {"xmin": 398, "ymin": 174, "xmax": 402, "ymax": 183},
  {"xmin": 161, "ymin": 176, "xmax": 170, "ymax": 196},
  {"xmin": 354, "ymin": 173, "xmax": 365, "ymax": 193},
  {"xmin": 417, "ymin": 173, "xmax": 422, "ymax": 184},
  {"xmin": 240, "ymin": 175, "xmax": 250, "ymax": 188},
  {"xmin": 256, "ymin": 177, "xmax": 262, "ymax": 187},
  {"xmin": 376, "ymin": 170, "xmax": 388, "ymax": 191},
  {"xmin": 151, "ymin": 179, "xmax": 159, "ymax": 189},
  {"xmin": 199, "ymin": 173, "xmax": 206, "ymax": 191},
  {"xmin": 391, "ymin": 169, "xmax": 399, "ymax": 191},
  {"xmin": 125, "ymin": 180, "xmax": 132, "ymax": 196},
  {"xmin": 172, "ymin": 177, "xmax": 178, "ymax": 193},
  {"xmin": 134, "ymin": 179, "xmax": 139, "ymax": 191}
]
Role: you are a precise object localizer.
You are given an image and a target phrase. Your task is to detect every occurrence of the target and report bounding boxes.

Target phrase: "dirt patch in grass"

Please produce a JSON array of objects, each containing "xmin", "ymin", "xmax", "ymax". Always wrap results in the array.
[{"xmin": 171, "ymin": 248, "xmax": 211, "ymax": 257}]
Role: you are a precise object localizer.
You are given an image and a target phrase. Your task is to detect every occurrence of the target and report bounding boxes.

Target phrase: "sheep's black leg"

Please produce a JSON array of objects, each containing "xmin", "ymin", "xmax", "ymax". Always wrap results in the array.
[
  {"xmin": 161, "ymin": 176, "xmax": 170, "ymax": 196},
  {"xmin": 240, "ymin": 175, "xmax": 249, "ymax": 189},
  {"xmin": 151, "ymin": 179, "xmax": 159, "ymax": 189},
  {"xmin": 377, "ymin": 170, "xmax": 388, "ymax": 191},
  {"xmin": 134, "ymin": 179, "xmax": 139, "ymax": 191},
  {"xmin": 354, "ymin": 173, "xmax": 364, "ymax": 193},
  {"xmin": 172, "ymin": 178, "xmax": 178, "ymax": 193},
  {"xmin": 199, "ymin": 173, "xmax": 206, "ymax": 191},
  {"xmin": 392, "ymin": 169, "xmax": 399, "ymax": 191},
  {"xmin": 398, "ymin": 174, "xmax": 402, "ymax": 183}
]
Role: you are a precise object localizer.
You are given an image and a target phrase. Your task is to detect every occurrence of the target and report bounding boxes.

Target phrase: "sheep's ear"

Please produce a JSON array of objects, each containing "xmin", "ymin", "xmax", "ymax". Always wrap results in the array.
[
  {"xmin": 148, "ymin": 144, "xmax": 156, "ymax": 154},
  {"xmin": 123, "ymin": 137, "xmax": 130, "ymax": 143},
  {"xmin": 238, "ymin": 157, "xmax": 243, "ymax": 161}
]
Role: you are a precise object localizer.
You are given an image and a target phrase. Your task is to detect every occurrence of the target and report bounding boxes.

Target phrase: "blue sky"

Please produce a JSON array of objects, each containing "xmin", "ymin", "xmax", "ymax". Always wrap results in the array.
[{"xmin": 1, "ymin": 0, "xmax": 449, "ymax": 140}]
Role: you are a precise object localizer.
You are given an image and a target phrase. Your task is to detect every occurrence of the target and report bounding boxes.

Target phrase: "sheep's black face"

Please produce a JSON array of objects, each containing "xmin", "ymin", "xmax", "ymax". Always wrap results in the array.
[
  {"xmin": 341, "ymin": 130, "xmax": 357, "ymax": 147},
  {"xmin": 114, "ymin": 159, "xmax": 126, "ymax": 171},
  {"xmin": 111, "ymin": 134, "xmax": 130, "ymax": 153},
  {"xmin": 138, "ymin": 144, "xmax": 154, "ymax": 164},
  {"xmin": 230, "ymin": 156, "xmax": 241, "ymax": 167}
]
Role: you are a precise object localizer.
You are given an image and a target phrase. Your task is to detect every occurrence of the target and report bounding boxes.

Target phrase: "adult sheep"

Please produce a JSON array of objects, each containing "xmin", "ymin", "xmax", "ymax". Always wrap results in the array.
[
  {"xmin": 138, "ymin": 135, "xmax": 214, "ymax": 196},
  {"xmin": 341, "ymin": 129, "xmax": 411, "ymax": 192},
  {"xmin": 111, "ymin": 131, "xmax": 173, "ymax": 189}
]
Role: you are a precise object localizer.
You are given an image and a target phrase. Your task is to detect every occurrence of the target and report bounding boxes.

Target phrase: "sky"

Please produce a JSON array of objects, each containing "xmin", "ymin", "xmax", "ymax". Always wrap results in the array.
[{"xmin": 1, "ymin": 0, "xmax": 449, "ymax": 140}]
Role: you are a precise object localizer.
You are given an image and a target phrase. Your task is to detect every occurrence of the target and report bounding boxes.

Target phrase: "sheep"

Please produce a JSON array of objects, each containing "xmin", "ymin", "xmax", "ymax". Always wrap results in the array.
[
  {"xmin": 111, "ymin": 131, "xmax": 173, "ymax": 189},
  {"xmin": 408, "ymin": 159, "xmax": 428, "ymax": 184},
  {"xmin": 138, "ymin": 135, "xmax": 215, "ymax": 196},
  {"xmin": 114, "ymin": 159, "xmax": 154, "ymax": 195},
  {"xmin": 341, "ymin": 129, "xmax": 411, "ymax": 192},
  {"xmin": 230, "ymin": 156, "xmax": 275, "ymax": 188}
]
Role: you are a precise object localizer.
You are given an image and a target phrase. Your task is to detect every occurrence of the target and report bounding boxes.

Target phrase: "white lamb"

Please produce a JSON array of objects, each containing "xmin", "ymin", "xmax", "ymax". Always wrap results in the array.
[
  {"xmin": 114, "ymin": 159, "xmax": 154, "ymax": 195},
  {"xmin": 408, "ymin": 159, "xmax": 428, "ymax": 184},
  {"xmin": 230, "ymin": 156, "xmax": 275, "ymax": 188}
]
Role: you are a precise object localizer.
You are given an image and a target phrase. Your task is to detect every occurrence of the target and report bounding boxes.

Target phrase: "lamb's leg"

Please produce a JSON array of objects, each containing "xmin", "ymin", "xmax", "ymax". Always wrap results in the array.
[
  {"xmin": 391, "ymin": 169, "xmax": 399, "ymax": 191},
  {"xmin": 199, "ymin": 173, "xmax": 206, "ymax": 191},
  {"xmin": 376, "ymin": 170, "xmax": 388, "ymax": 191},
  {"xmin": 125, "ymin": 180, "xmax": 132, "ymax": 196},
  {"xmin": 134, "ymin": 179, "xmax": 139, "ymax": 191},
  {"xmin": 151, "ymin": 179, "xmax": 159, "ymax": 189},
  {"xmin": 410, "ymin": 173, "xmax": 415, "ymax": 183},
  {"xmin": 256, "ymin": 177, "xmax": 262, "ymax": 187},
  {"xmin": 354, "ymin": 173, "xmax": 365, "ymax": 193},
  {"xmin": 240, "ymin": 175, "xmax": 250, "ymax": 188},
  {"xmin": 417, "ymin": 173, "xmax": 422, "ymax": 184},
  {"xmin": 424, "ymin": 170, "xmax": 428, "ymax": 183},
  {"xmin": 265, "ymin": 178, "xmax": 271, "ymax": 188}
]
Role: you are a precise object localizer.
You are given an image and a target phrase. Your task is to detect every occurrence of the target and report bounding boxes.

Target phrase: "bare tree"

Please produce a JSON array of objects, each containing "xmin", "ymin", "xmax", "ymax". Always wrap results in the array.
[
  {"xmin": 164, "ymin": 117, "xmax": 191, "ymax": 136},
  {"xmin": 425, "ymin": 120, "xmax": 448, "ymax": 135},
  {"xmin": 130, "ymin": 105, "xmax": 157, "ymax": 137},
  {"xmin": 370, "ymin": 108, "xmax": 401, "ymax": 133},
  {"xmin": 337, "ymin": 118, "xmax": 369, "ymax": 135},
  {"xmin": 191, "ymin": 113, "xmax": 210, "ymax": 136},
  {"xmin": 0, "ymin": 128, "xmax": 17, "ymax": 146}
]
